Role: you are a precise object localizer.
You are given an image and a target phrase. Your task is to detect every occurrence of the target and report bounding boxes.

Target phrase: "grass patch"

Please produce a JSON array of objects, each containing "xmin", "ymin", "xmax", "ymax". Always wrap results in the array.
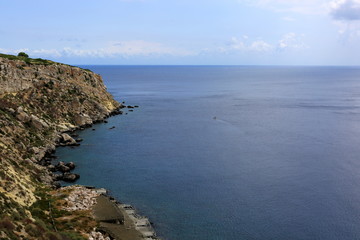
[{"xmin": 0, "ymin": 53, "xmax": 93, "ymax": 72}]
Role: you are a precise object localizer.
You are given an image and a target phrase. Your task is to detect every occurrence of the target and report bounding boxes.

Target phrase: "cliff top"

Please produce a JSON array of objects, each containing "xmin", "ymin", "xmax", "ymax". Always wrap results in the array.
[{"xmin": 0, "ymin": 53, "xmax": 92, "ymax": 72}]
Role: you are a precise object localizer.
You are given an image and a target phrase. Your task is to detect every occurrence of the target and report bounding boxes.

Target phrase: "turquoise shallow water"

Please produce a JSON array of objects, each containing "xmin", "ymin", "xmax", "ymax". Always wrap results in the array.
[{"xmin": 57, "ymin": 66, "xmax": 360, "ymax": 240}]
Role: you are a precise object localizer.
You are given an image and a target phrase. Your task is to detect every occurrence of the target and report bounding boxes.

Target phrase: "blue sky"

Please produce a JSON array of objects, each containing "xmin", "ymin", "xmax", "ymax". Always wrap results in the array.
[{"xmin": 1, "ymin": 0, "xmax": 360, "ymax": 65}]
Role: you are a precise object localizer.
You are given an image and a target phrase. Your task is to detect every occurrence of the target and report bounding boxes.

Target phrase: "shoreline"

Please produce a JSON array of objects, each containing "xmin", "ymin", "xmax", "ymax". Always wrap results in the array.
[
  {"xmin": 93, "ymin": 187, "xmax": 160, "ymax": 240},
  {"xmin": 46, "ymin": 106, "xmax": 161, "ymax": 240}
]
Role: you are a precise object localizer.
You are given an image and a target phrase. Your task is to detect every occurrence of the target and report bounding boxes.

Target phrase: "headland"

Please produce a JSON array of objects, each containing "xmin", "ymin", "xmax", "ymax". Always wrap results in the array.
[{"xmin": 0, "ymin": 53, "xmax": 159, "ymax": 239}]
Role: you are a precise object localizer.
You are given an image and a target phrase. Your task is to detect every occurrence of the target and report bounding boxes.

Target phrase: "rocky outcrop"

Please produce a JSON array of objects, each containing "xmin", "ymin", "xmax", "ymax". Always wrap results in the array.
[{"xmin": 0, "ymin": 54, "xmax": 121, "ymax": 239}]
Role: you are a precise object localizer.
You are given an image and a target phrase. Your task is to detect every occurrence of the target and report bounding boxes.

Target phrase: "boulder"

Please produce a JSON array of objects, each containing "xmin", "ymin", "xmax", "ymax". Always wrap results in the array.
[
  {"xmin": 74, "ymin": 113, "xmax": 93, "ymax": 126},
  {"xmin": 60, "ymin": 133, "xmax": 73, "ymax": 143},
  {"xmin": 63, "ymin": 173, "xmax": 80, "ymax": 182},
  {"xmin": 30, "ymin": 114, "xmax": 49, "ymax": 130},
  {"xmin": 56, "ymin": 161, "xmax": 71, "ymax": 172},
  {"xmin": 16, "ymin": 111, "xmax": 30, "ymax": 122},
  {"xmin": 47, "ymin": 165, "xmax": 56, "ymax": 172},
  {"xmin": 65, "ymin": 162, "xmax": 76, "ymax": 170},
  {"xmin": 59, "ymin": 133, "xmax": 79, "ymax": 146},
  {"xmin": 52, "ymin": 173, "xmax": 63, "ymax": 181}
]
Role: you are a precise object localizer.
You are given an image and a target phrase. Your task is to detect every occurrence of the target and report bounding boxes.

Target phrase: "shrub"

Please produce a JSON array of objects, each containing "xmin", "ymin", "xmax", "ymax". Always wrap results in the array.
[{"xmin": 17, "ymin": 52, "xmax": 29, "ymax": 58}]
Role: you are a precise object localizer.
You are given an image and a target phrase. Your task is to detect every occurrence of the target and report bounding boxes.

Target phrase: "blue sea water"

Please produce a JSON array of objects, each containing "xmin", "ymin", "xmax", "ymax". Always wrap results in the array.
[{"xmin": 57, "ymin": 66, "xmax": 360, "ymax": 240}]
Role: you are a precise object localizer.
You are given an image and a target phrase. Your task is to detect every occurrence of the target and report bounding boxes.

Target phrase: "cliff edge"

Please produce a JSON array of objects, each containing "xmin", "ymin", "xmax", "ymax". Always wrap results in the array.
[{"xmin": 0, "ymin": 54, "xmax": 121, "ymax": 239}]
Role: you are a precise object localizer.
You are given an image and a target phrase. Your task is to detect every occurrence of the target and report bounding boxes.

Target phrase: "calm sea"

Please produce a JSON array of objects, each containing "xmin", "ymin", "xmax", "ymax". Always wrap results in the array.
[{"xmin": 57, "ymin": 66, "xmax": 360, "ymax": 240}]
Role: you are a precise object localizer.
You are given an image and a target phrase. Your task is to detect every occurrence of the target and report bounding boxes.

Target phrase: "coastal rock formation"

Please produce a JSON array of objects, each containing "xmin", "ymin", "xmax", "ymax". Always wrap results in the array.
[
  {"xmin": 0, "ymin": 54, "xmax": 121, "ymax": 239},
  {"xmin": 62, "ymin": 172, "xmax": 80, "ymax": 182},
  {"xmin": 62, "ymin": 186, "xmax": 99, "ymax": 211}
]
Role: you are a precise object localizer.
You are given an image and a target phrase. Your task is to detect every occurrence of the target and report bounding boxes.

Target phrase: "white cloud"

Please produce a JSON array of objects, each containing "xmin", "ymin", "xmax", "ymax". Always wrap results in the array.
[
  {"xmin": 0, "ymin": 41, "xmax": 194, "ymax": 59},
  {"xmin": 329, "ymin": 0, "xmax": 360, "ymax": 41},
  {"xmin": 229, "ymin": 37, "xmax": 247, "ymax": 51},
  {"xmin": 249, "ymin": 40, "xmax": 274, "ymax": 52},
  {"xmin": 277, "ymin": 33, "xmax": 308, "ymax": 50},
  {"xmin": 225, "ymin": 37, "xmax": 264, "ymax": 53},
  {"xmin": 219, "ymin": 33, "xmax": 306, "ymax": 54},
  {"xmin": 330, "ymin": 0, "xmax": 360, "ymax": 20}
]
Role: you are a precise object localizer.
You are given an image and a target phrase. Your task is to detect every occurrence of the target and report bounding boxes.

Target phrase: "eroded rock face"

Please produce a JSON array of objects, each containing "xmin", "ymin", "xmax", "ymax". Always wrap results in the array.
[
  {"xmin": 16, "ymin": 107, "xmax": 30, "ymax": 122},
  {"xmin": 74, "ymin": 113, "xmax": 93, "ymax": 126},
  {"xmin": 0, "ymin": 55, "xmax": 121, "ymax": 236},
  {"xmin": 30, "ymin": 114, "xmax": 49, "ymax": 130}
]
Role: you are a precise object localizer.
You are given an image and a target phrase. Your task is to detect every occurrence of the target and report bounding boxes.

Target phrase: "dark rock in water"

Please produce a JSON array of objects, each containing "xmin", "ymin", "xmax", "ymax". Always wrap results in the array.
[
  {"xmin": 70, "ymin": 142, "xmax": 80, "ymax": 147},
  {"xmin": 109, "ymin": 126, "xmax": 116, "ymax": 129},
  {"xmin": 56, "ymin": 161, "xmax": 64, "ymax": 167},
  {"xmin": 71, "ymin": 133, "xmax": 79, "ymax": 138},
  {"xmin": 125, "ymin": 113, "xmax": 128, "ymax": 115},
  {"xmin": 65, "ymin": 162, "xmax": 76, "ymax": 170},
  {"xmin": 63, "ymin": 173, "xmax": 80, "ymax": 182},
  {"xmin": 92, "ymin": 129, "xmax": 96, "ymax": 131},
  {"xmin": 75, "ymin": 138, "xmax": 83, "ymax": 143},
  {"xmin": 59, "ymin": 133, "xmax": 79, "ymax": 146},
  {"xmin": 127, "ymin": 105, "xmax": 134, "ymax": 108},
  {"xmin": 60, "ymin": 133, "xmax": 74, "ymax": 143},
  {"xmin": 128, "ymin": 109, "xmax": 133, "ymax": 112},
  {"xmin": 110, "ymin": 109, "xmax": 123, "ymax": 116},
  {"xmin": 93, "ymin": 119, "xmax": 103, "ymax": 124},
  {"xmin": 104, "ymin": 120, "xmax": 108, "ymax": 123},
  {"xmin": 59, "ymin": 165, "xmax": 70, "ymax": 173},
  {"xmin": 56, "ymin": 161, "xmax": 71, "ymax": 172},
  {"xmin": 134, "ymin": 105, "xmax": 139, "ymax": 108}
]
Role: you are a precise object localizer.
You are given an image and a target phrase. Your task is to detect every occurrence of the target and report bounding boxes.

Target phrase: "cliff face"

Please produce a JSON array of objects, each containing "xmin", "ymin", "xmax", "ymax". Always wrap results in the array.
[{"xmin": 0, "ymin": 55, "xmax": 120, "ymax": 239}]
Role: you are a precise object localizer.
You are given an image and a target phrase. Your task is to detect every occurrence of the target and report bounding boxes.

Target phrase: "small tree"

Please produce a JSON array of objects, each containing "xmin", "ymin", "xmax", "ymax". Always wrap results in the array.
[{"xmin": 17, "ymin": 52, "xmax": 29, "ymax": 58}]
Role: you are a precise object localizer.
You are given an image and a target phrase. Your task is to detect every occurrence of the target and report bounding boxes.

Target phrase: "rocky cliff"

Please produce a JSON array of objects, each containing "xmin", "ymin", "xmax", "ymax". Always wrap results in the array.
[{"xmin": 0, "ymin": 54, "xmax": 121, "ymax": 239}]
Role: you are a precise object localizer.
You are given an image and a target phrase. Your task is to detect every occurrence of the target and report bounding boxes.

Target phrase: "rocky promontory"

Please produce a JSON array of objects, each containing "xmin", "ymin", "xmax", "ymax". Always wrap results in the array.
[{"xmin": 0, "ymin": 54, "xmax": 122, "ymax": 239}]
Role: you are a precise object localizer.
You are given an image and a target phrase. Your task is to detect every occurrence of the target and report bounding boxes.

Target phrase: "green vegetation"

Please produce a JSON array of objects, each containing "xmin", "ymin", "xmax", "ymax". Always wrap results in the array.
[
  {"xmin": 26, "ymin": 187, "xmax": 88, "ymax": 240},
  {"xmin": 0, "ymin": 53, "xmax": 55, "ymax": 66},
  {"xmin": 17, "ymin": 52, "xmax": 29, "ymax": 58},
  {"xmin": 0, "ymin": 53, "xmax": 92, "ymax": 72}
]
